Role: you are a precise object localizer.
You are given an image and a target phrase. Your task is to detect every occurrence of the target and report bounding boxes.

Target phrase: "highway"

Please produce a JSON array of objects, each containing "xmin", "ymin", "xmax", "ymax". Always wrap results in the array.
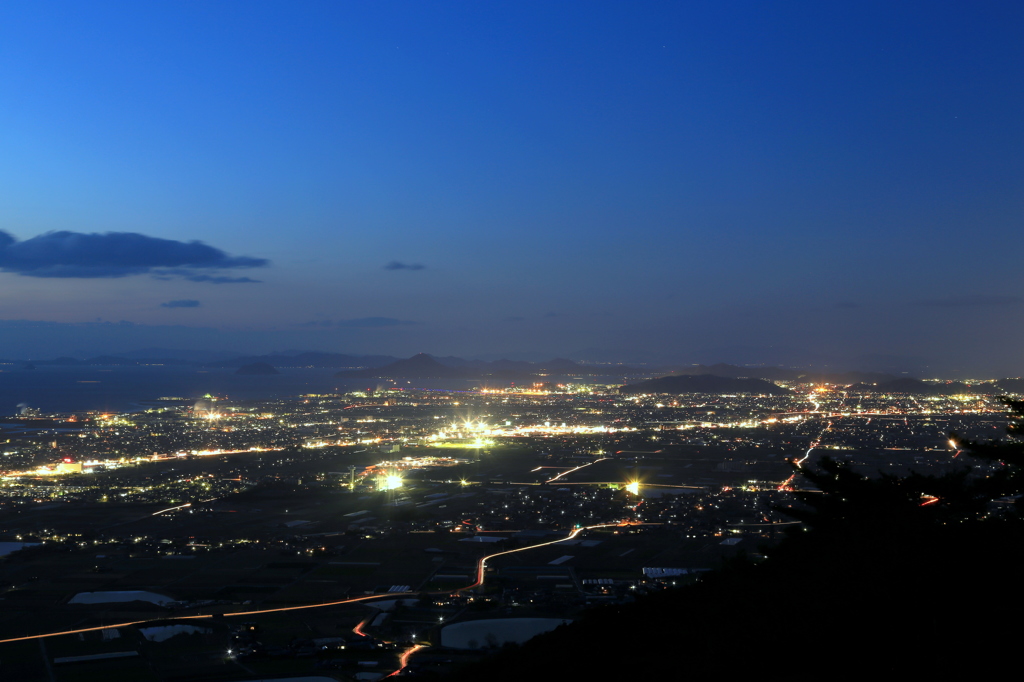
[{"xmin": 778, "ymin": 418, "xmax": 833, "ymax": 490}]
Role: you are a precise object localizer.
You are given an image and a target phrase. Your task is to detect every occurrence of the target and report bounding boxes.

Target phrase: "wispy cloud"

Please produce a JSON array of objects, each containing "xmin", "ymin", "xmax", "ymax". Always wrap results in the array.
[
  {"xmin": 336, "ymin": 317, "xmax": 417, "ymax": 327},
  {"xmin": 0, "ymin": 230, "xmax": 267, "ymax": 281},
  {"xmin": 298, "ymin": 317, "xmax": 418, "ymax": 328},
  {"xmin": 914, "ymin": 294, "xmax": 1022, "ymax": 308},
  {"xmin": 155, "ymin": 270, "xmax": 262, "ymax": 284},
  {"xmin": 383, "ymin": 261, "xmax": 426, "ymax": 271},
  {"xmin": 160, "ymin": 299, "xmax": 201, "ymax": 308}
]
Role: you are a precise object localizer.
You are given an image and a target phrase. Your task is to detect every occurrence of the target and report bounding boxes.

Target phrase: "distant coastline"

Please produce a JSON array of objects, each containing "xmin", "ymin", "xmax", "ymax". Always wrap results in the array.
[{"xmin": 0, "ymin": 365, "xmax": 349, "ymax": 416}]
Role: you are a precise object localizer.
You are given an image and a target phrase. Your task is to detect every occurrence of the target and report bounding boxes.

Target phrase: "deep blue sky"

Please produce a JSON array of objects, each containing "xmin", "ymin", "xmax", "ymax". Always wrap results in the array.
[{"xmin": 1, "ymin": 1, "xmax": 1022, "ymax": 374}]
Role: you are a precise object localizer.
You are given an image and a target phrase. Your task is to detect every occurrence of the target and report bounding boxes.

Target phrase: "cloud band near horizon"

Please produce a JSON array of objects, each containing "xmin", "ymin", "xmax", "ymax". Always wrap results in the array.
[{"xmin": 161, "ymin": 299, "xmax": 201, "ymax": 308}]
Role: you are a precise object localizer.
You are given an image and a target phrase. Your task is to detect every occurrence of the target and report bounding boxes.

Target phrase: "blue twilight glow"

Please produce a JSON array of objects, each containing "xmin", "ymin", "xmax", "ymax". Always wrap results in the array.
[{"xmin": 0, "ymin": 2, "xmax": 1022, "ymax": 373}]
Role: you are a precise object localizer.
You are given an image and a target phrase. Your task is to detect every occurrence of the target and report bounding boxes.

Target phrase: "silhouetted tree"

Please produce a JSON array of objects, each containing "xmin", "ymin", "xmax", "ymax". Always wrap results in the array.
[
  {"xmin": 785, "ymin": 456, "xmax": 983, "ymax": 538},
  {"xmin": 952, "ymin": 395, "xmax": 1024, "ymax": 514},
  {"xmin": 786, "ymin": 396, "xmax": 1024, "ymax": 537}
]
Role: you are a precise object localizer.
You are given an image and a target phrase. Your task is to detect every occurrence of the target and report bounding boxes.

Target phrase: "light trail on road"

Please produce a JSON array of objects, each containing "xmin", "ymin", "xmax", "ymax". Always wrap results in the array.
[
  {"xmin": 385, "ymin": 643, "xmax": 426, "ymax": 678},
  {"xmin": 0, "ymin": 521, "xmax": 633, "ymax": 646},
  {"xmin": 542, "ymin": 481, "xmax": 705, "ymax": 490},
  {"xmin": 151, "ymin": 503, "xmax": 191, "ymax": 516},
  {"xmin": 546, "ymin": 458, "xmax": 606, "ymax": 483},
  {"xmin": 352, "ymin": 618, "xmax": 370, "ymax": 638},
  {"xmin": 0, "ymin": 592, "xmax": 405, "ymax": 645},
  {"xmin": 460, "ymin": 521, "xmax": 624, "ymax": 590},
  {"xmin": 0, "ymin": 519, "xmax": 650, "ymax": 680},
  {"xmin": 150, "ymin": 446, "xmax": 284, "ymax": 461},
  {"xmin": 779, "ymin": 419, "xmax": 833, "ymax": 490}
]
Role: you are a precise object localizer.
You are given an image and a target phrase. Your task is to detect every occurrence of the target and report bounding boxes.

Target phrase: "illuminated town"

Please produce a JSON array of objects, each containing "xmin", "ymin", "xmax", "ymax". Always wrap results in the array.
[
  {"xmin": 2, "ymin": 3, "xmax": 1019, "ymax": 678},
  {"xmin": 0, "ymin": 376, "xmax": 1014, "ymax": 678}
]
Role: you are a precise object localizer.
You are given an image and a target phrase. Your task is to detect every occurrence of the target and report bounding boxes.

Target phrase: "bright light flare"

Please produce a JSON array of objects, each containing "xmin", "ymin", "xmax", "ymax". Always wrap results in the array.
[
  {"xmin": 382, "ymin": 474, "xmax": 403, "ymax": 491},
  {"xmin": 625, "ymin": 481, "xmax": 640, "ymax": 495}
]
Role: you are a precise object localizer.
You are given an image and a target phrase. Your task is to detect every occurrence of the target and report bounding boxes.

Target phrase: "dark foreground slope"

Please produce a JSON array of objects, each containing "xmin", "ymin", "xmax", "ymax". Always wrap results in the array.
[
  {"xmin": 447, "ymin": 410, "xmax": 1024, "ymax": 680},
  {"xmin": 449, "ymin": 520, "xmax": 1021, "ymax": 679}
]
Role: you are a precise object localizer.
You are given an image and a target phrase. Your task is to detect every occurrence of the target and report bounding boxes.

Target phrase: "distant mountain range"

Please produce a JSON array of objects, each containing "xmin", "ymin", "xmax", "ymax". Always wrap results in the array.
[
  {"xmin": 334, "ymin": 353, "xmax": 636, "ymax": 380},
  {"xmin": 337, "ymin": 353, "xmax": 474, "ymax": 379},
  {"xmin": 2, "ymin": 349, "xmax": 1016, "ymax": 389},
  {"xmin": 847, "ymin": 378, "xmax": 981, "ymax": 395},
  {"xmin": 667, "ymin": 363, "xmax": 901, "ymax": 385},
  {"xmin": 619, "ymin": 374, "xmax": 792, "ymax": 396}
]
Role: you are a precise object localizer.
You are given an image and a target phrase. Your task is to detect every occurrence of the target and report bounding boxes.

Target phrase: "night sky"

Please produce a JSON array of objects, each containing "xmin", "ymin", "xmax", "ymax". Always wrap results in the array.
[{"xmin": 1, "ymin": 2, "xmax": 1022, "ymax": 375}]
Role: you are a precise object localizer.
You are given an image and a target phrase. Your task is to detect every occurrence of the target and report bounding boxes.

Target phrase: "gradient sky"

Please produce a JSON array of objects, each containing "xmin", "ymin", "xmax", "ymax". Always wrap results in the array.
[{"xmin": 1, "ymin": 1, "xmax": 1022, "ymax": 374}]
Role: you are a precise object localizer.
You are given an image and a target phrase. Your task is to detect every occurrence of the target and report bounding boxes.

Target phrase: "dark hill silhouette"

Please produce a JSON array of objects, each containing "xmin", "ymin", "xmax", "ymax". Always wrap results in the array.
[
  {"xmin": 488, "ymin": 358, "xmax": 535, "ymax": 372},
  {"xmin": 849, "ymin": 378, "xmax": 977, "ymax": 395},
  {"xmin": 996, "ymin": 378, "xmax": 1024, "ymax": 394},
  {"xmin": 539, "ymin": 357, "xmax": 581, "ymax": 373},
  {"xmin": 442, "ymin": 355, "xmax": 633, "ymax": 375},
  {"xmin": 620, "ymin": 374, "xmax": 791, "ymax": 395},
  {"xmin": 337, "ymin": 353, "xmax": 475, "ymax": 379},
  {"xmin": 670, "ymin": 362, "xmax": 796, "ymax": 380},
  {"xmin": 336, "ymin": 354, "xmax": 629, "ymax": 380},
  {"xmin": 669, "ymin": 363, "xmax": 897, "ymax": 385}
]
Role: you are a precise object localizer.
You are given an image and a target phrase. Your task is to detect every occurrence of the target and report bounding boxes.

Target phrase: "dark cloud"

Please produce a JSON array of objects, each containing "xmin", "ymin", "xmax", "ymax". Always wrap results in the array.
[
  {"xmin": 336, "ymin": 317, "xmax": 417, "ymax": 327},
  {"xmin": 914, "ymin": 294, "xmax": 1022, "ymax": 308},
  {"xmin": 0, "ymin": 230, "xmax": 268, "ymax": 281},
  {"xmin": 160, "ymin": 299, "xmax": 200, "ymax": 308},
  {"xmin": 383, "ymin": 261, "xmax": 425, "ymax": 271}
]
